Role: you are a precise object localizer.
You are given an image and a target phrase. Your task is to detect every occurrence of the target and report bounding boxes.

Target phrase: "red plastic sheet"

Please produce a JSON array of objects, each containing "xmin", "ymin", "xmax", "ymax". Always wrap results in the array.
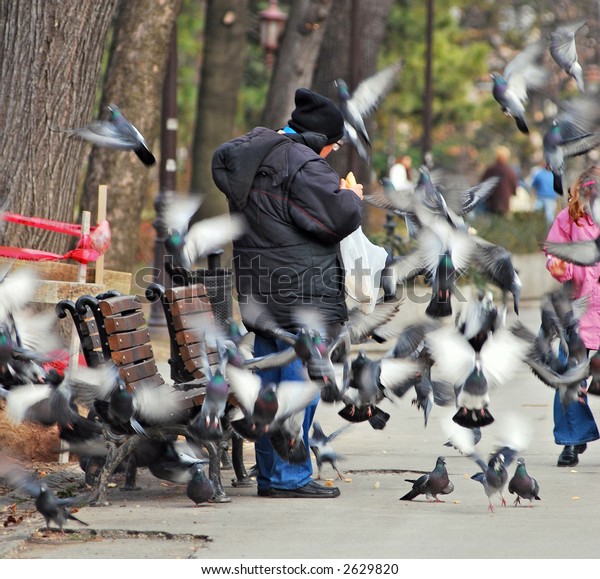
[{"xmin": 0, "ymin": 213, "xmax": 111, "ymax": 264}]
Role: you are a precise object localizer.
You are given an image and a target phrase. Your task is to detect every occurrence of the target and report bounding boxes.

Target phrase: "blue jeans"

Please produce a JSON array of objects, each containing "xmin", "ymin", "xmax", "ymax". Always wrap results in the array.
[
  {"xmin": 553, "ymin": 389, "xmax": 600, "ymax": 446},
  {"xmin": 254, "ymin": 334, "xmax": 319, "ymax": 491}
]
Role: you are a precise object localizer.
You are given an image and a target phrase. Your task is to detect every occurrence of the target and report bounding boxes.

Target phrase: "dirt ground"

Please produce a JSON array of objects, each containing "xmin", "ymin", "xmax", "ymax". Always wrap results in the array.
[{"xmin": 0, "ymin": 404, "xmax": 70, "ymax": 464}]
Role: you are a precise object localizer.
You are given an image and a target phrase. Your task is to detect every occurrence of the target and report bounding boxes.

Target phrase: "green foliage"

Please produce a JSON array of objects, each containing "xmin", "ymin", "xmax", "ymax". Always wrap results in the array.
[
  {"xmin": 372, "ymin": 0, "xmax": 492, "ymax": 177},
  {"xmin": 468, "ymin": 210, "xmax": 548, "ymax": 254},
  {"xmin": 177, "ymin": 0, "xmax": 206, "ymax": 150}
]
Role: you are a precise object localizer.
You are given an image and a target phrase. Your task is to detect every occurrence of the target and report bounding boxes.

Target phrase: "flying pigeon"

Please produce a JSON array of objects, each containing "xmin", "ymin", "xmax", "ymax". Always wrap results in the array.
[
  {"xmin": 161, "ymin": 192, "xmax": 246, "ymax": 271},
  {"xmin": 146, "ymin": 440, "xmax": 209, "ymax": 485},
  {"xmin": 550, "ymin": 20, "xmax": 587, "ymax": 93},
  {"xmin": 335, "ymin": 60, "xmax": 403, "ymax": 162},
  {"xmin": 543, "ymin": 96, "xmax": 600, "ymax": 195},
  {"xmin": 490, "ymin": 40, "xmax": 549, "ymax": 134},
  {"xmin": 470, "ymin": 448, "xmax": 515, "ymax": 512},
  {"xmin": 189, "ymin": 337, "xmax": 230, "ymax": 440},
  {"xmin": 65, "ymin": 104, "xmax": 156, "ymax": 166},
  {"xmin": 425, "ymin": 324, "xmax": 529, "ymax": 428},
  {"xmin": 508, "ymin": 457, "xmax": 541, "ymax": 507},
  {"xmin": 543, "ymin": 233, "xmax": 600, "ymax": 266},
  {"xmin": 70, "ymin": 366, "xmax": 185, "ymax": 436},
  {"xmin": 399, "ymin": 456, "xmax": 454, "ymax": 502},
  {"xmin": 309, "ymin": 421, "xmax": 351, "ymax": 480},
  {"xmin": 225, "ymin": 364, "xmax": 319, "ymax": 439},
  {"xmin": 338, "ymin": 349, "xmax": 419, "ymax": 429},
  {"xmin": 0, "ymin": 460, "xmax": 90, "ymax": 532}
]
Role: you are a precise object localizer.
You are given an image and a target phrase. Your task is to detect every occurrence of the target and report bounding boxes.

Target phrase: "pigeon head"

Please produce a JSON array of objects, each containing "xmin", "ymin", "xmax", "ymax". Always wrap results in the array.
[
  {"xmin": 107, "ymin": 104, "xmax": 121, "ymax": 117},
  {"xmin": 335, "ymin": 79, "xmax": 350, "ymax": 100}
]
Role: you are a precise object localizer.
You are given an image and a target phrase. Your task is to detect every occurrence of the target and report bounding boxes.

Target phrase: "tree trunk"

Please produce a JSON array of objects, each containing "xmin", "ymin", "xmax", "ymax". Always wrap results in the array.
[
  {"xmin": 79, "ymin": 0, "xmax": 181, "ymax": 273},
  {"xmin": 312, "ymin": 0, "xmax": 393, "ymax": 233},
  {"xmin": 0, "ymin": 0, "xmax": 117, "ymax": 253},
  {"xmin": 189, "ymin": 0, "xmax": 249, "ymax": 225},
  {"xmin": 260, "ymin": 0, "xmax": 333, "ymax": 129}
]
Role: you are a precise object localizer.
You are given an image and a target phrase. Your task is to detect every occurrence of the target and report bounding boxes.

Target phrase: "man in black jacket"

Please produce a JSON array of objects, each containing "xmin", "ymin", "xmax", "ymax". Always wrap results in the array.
[{"xmin": 212, "ymin": 88, "xmax": 363, "ymax": 498}]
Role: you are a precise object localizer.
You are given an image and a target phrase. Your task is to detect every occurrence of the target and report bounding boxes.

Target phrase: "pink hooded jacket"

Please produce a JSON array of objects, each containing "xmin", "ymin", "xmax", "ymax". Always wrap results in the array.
[{"xmin": 545, "ymin": 207, "xmax": 600, "ymax": 350}]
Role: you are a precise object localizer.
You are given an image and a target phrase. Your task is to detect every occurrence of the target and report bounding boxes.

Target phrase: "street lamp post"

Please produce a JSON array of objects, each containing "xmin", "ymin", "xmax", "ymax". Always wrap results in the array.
[{"xmin": 258, "ymin": 0, "xmax": 288, "ymax": 68}]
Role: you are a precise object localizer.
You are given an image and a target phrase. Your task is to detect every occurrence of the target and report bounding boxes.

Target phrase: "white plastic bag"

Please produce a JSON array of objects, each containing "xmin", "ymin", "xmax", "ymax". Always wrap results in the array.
[{"xmin": 339, "ymin": 226, "xmax": 388, "ymax": 313}]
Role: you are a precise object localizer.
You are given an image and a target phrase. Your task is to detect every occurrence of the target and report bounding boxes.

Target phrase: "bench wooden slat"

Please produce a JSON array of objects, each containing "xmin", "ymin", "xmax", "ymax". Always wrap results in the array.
[
  {"xmin": 78, "ymin": 318, "xmax": 99, "ymax": 336},
  {"xmin": 117, "ymin": 359, "xmax": 160, "ymax": 384},
  {"xmin": 111, "ymin": 344, "xmax": 155, "ymax": 366},
  {"xmin": 107, "ymin": 328, "xmax": 151, "ymax": 352},
  {"xmin": 169, "ymin": 297, "xmax": 213, "ymax": 317},
  {"xmin": 172, "ymin": 311, "xmax": 213, "ymax": 332},
  {"xmin": 99, "ymin": 295, "xmax": 142, "ymax": 316},
  {"xmin": 81, "ymin": 334, "xmax": 103, "ymax": 350},
  {"xmin": 104, "ymin": 311, "xmax": 146, "ymax": 334},
  {"xmin": 165, "ymin": 284, "xmax": 209, "ymax": 302},
  {"xmin": 125, "ymin": 373, "xmax": 166, "ymax": 391}
]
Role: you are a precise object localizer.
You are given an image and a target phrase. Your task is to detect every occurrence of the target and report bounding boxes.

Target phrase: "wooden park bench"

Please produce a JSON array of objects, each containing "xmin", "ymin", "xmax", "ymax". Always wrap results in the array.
[
  {"xmin": 145, "ymin": 281, "xmax": 252, "ymax": 488},
  {"xmin": 56, "ymin": 290, "xmax": 236, "ymax": 504}
]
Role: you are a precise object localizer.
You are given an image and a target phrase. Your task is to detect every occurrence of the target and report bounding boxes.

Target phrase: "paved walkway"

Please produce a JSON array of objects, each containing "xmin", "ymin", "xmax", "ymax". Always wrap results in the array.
[{"xmin": 2, "ymin": 300, "xmax": 600, "ymax": 562}]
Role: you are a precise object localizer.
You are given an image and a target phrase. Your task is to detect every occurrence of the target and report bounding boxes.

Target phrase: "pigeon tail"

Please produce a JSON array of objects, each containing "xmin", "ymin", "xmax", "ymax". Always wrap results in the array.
[
  {"xmin": 452, "ymin": 406, "xmax": 495, "ymax": 428},
  {"xmin": 368, "ymin": 407, "xmax": 390, "ymax": 430},
  {"xmin": 553, "ymin": 173, "xmax": 564, "ymax": 196},
  {"xmin": 134, "ymin": 144, "xmax": 157, "ymax": 167},
  {"xmin": 515, "ymin": 116, "xmax": 529, "ymax": 134},
  {"xmin": 425, "ymin": 292, "xmax": 453, "ymax": 318},
  {"xmin": 399, "ymin": 488, "xmax": 420, "ymax": 501},
  {"xmin": 269, "ymin": 431, "xmax": 309, "ymax": 464}
]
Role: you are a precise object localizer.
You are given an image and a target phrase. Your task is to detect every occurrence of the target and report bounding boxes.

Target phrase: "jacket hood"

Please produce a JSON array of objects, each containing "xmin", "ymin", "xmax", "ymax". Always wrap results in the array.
[
  {"xmin": 212, "ymin": 127, "xmax": 327, "ymax": 211},
  {"xmin": 212, "ymin": 128, "xmax": 280, "ymax": 210}
]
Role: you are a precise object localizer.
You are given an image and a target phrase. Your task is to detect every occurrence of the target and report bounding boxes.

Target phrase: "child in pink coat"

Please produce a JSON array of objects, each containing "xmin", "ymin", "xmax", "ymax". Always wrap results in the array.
[{"xmin": 545, "ymin": 165, "xmax": 600, "ymax": 467}]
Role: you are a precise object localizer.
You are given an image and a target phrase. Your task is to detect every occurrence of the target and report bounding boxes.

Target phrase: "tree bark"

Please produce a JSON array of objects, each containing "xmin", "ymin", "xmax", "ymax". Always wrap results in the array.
[
  {"xmin": 79, "ymin": 0, "xmax": 181, "ymax": 273},
  {"xmin": 260, "ymin": 0, "xmax": 333, "ymax": 130},
  {"xmin": 0, "ymin": 0, "xmax": 117, "ymax": 253},
  {"xmin": 189, "ymin": 0, "xmax": 249, "ymax": 225},
  {"xmin": 311, "ymin": 0, "xmax": 393, "ymax": 232}
]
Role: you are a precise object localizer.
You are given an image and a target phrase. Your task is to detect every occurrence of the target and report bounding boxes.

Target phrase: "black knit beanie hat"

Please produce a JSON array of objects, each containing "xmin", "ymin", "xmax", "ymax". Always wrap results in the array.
[{"xmin": 287, "ymin": 88, "xmax": 345, "ymax": 145}]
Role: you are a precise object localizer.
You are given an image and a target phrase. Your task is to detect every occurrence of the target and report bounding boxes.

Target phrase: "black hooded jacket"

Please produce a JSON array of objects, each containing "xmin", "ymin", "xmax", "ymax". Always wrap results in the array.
[{"xmin": 212, "ymin": 127, "xmax": 363, "ymax": 331}]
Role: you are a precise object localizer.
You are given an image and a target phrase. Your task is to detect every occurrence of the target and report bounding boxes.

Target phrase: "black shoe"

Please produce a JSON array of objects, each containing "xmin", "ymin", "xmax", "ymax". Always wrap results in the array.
[
  {"xmin": 257, "ymin": 480, "xmax": 341, "ymax": 498},
  {"xmin": 557, "ymin": 445, "xmax": 579, "ymax": 467},
  {"xmin": 575, "ymin": 443, "xmax": 587, "ymax": 455}
]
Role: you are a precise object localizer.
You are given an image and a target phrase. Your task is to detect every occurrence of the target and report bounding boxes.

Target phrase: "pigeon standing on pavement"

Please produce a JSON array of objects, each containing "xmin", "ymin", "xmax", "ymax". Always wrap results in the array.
[
  {"xmin": 399, "ymin": 456, "xmax": 454, "ymax": 502},
  {"xmin": 508, "ymin": 457, "xmax": 541, "ymax": 507},
  {"xmin": 65, "ymin": 104, "xmax": 156, "ymax": 166},
  {"xmin": 186, "ymin": 466, "xmax": 215, "ymax": 506},
  {"xmin": 490, "ymin": 40, "xmax": 548, "ymax": 134},
  {"xmin": 335, "ymin": 60, "xmax": 403, "ymax": 162},
  {"xmin": 446, "ymin": 414, "xmax": 530, "ymax": 512},
  {"xmin": 550, "ymin": 20, "xmax": 587, "ymax": 93}
]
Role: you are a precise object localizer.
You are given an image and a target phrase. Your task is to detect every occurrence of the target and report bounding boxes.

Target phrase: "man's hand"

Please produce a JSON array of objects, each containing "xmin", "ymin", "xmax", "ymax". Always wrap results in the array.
[{"xmin": 341, "ymin": 171, "xmax": 363, "ymax": 200}]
